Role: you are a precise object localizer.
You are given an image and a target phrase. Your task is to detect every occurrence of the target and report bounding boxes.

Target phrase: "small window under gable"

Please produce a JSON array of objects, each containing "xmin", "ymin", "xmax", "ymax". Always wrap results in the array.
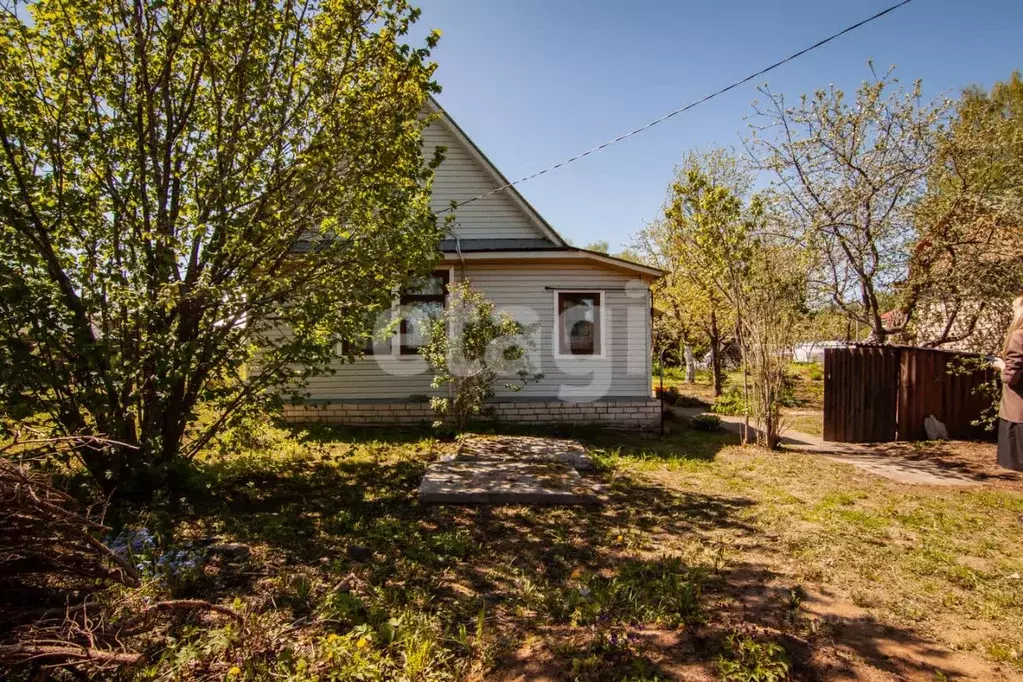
[
  {"xmin": 556, "ymin": 291, "xmax": 603, "ymax": 357},
  {"xmin": 400, "ymin": 269, "xmax": 450, "ymax": 355}
]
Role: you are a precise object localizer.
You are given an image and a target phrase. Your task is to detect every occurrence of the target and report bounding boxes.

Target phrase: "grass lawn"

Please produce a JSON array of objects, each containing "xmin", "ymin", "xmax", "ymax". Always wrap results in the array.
[
  {"xmin": 97, "ymin": 418, "xmax": 1023, "ymax": 681},
  {"xmin": 656, "ymin": 362, "xmax": 826, "ymax": 437}
]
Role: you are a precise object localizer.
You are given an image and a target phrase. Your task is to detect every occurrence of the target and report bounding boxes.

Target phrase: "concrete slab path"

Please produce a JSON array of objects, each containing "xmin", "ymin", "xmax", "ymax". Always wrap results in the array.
[
  {"xmin": 453, "ymin": 435, "xmax": 594, "ymax": 470},
  {"xmin": 672, "ymin": 407, "xmax": 980, "ymax": 487},
  {"xmin": 419, "ymin": 436, "xmax": 602, "ymax": 505}
]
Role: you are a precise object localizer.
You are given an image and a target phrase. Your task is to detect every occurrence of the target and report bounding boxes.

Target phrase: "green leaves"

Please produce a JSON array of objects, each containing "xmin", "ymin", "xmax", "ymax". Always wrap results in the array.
[
  {"xmin": 420, "ymin": 280, "xmax": 541, "ymax": 432},
  {"xmin": 912, "ymin": 71, "xmax": 1023, "ymax": 351},
  {"xmin": 0, "ymin": 0, "xmax": 443, "ymax": 493}
]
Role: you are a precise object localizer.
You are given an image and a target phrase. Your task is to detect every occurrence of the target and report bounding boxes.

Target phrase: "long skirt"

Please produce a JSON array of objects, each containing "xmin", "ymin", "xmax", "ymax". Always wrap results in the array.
[{"xmin": 998, "ymin": 419, "xmax": 1023, "ymax": 471}]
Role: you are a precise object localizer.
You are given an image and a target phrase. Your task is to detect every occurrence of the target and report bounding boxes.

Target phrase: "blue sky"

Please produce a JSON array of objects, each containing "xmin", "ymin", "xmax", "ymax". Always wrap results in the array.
[{"xmin": 412, "ymin": 0, "xmax": 1022, "ymax": 251}]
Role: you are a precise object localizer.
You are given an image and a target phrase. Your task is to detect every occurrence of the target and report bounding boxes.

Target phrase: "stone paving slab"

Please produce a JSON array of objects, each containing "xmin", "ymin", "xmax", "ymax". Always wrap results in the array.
[
  {"xmin": 453, "ymin": 436, "xmax": 594, "ymax": 470},
  {"xmin": 419, "ymin": 459, "xmax": 602, "ymax": 506}
]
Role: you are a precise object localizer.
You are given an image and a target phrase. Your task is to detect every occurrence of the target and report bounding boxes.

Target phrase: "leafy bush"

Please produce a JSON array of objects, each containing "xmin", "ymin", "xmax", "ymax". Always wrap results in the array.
[
  {"xmin": 690, "ymin": 414, "xmax": 722, "ymax": 432},
  {"xmin": 421, "ymin": 281, "xmax": 542, "ymax": 433},
  {"xmin": 712, "ymin": 375, "xmax": 799, "ymax": 415},
  {"xmin": 717, "ymin": 633, "xmax": 790, "ymax": 682},
  {"xmin": 711, "ymin": 388, "xmax": 747, "ymax": 416},
  {"xmin": 0, "ymin": 0, "xmax": 444, "ymax": 497}
]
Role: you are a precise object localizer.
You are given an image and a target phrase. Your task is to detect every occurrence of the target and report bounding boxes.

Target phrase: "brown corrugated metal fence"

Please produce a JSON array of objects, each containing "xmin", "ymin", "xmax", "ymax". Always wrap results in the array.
[{"xmin": 823, "ymin": 346, "xmax": 997, "ymax": 443}]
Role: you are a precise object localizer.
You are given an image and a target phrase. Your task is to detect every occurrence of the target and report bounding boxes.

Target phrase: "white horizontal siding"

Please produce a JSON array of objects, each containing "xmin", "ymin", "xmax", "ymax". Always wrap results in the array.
[
  {"xmin": 298, "ymin": 262, "xmax": 652, "ymax": 401},
  {"xmin": 423, "ymin": 120, "xmax": 548, "ymax": 241}
]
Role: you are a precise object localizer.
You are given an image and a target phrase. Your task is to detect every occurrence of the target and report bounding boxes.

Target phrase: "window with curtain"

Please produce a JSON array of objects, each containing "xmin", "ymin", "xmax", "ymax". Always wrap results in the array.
[{"xmin": 557, "ymin": 291, "xmax": 602, "ymax": 356}]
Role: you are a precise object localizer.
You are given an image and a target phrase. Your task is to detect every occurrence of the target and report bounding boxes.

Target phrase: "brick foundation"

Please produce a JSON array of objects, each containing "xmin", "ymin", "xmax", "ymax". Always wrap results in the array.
[{"xmin": 282, "ymin": 398, "xmax": 661, "ymax": 429}]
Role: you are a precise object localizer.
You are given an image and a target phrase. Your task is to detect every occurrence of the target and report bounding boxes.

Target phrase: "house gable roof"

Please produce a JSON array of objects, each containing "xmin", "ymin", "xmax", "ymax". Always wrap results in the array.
[
  {"xmin": 427, "ymin": 100, "xmax": 663, "ymax": 280},
  {"xmin": 425, "ymin": 97, "xmax": 566, "ymax": 247}
]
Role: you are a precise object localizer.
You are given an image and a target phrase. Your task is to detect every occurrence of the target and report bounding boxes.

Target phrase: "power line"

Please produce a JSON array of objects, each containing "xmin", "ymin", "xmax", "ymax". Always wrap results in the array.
[{"xmin": 442, "ymin": 0, "xmax": 915, "ymax": 212}]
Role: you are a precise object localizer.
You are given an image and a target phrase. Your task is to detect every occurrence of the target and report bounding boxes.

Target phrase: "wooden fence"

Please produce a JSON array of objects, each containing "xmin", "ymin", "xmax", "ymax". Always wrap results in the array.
[{"xmin": 823, "ymin": 346, "xmax": 998, "ymax": 443}]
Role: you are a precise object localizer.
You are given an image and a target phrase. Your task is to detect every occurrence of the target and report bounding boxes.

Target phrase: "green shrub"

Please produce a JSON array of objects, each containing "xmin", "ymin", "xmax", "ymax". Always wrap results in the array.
[
  {"xmin": 421, "ymin": 281, "xmax": 542, "ymax": 432},
  {"xmin": 711, "ymin": 388, "xmax": 747, "ymax": 416},
  {"xmin": 690, "ymin": 414, "xmax": 722, "ymax": 432},
  {"xmin": 717, "ymin": 633, "xmax": 790, "ymax": 682}
]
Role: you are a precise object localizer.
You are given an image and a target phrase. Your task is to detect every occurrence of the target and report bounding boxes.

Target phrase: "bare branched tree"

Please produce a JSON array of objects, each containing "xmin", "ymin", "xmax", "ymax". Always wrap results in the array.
[{"xmin": 749, "ymin": 66, "xmax": 948, "ymax": 344}]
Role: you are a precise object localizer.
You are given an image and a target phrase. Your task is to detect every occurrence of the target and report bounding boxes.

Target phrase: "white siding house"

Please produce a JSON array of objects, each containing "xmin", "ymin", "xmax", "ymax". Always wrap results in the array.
[{"xmin": 283, "ymin": 99, "xmax": 663, "ymax": 428}]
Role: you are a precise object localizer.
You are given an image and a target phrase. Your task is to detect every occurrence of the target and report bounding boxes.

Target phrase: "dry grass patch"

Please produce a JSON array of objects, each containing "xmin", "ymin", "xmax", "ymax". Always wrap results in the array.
[{"xmin": 639, "ymin": 445, "xmax": 1023, "ymax": 676}]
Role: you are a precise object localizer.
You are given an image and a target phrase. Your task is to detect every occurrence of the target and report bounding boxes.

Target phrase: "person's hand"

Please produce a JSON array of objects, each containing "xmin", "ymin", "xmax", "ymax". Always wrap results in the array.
[{"xmin": 991, "ymin": 357, "xmax": 1006, "ymax": 372}]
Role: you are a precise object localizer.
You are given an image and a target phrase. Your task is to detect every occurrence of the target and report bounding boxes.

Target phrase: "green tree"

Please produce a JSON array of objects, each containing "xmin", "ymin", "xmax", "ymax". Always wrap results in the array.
[
  {"xmin": 0, "ymin": 0, "xmax": 443, "ymax": 495},
  {"xmin": 638, "ymin": 149, "xmax": 753, "ymax": 396},
  {"xmin": 911, "ymin": 71, "xmax": 1023, "ymax": 351},
  {"xmin": 421, "ymin": 280, "xmax": 541, "ymax": 433},
  {"xmin": 640, "ymin": 148, "xmax": 806, "ymax": 447}
]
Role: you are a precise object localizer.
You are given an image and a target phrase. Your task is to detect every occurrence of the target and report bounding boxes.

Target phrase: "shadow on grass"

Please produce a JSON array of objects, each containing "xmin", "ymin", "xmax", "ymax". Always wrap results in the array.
[
  {"xmin": 870, "ymin": 440, "xmax": 1022, "ymax": 487},
  {"xmin": 282, "ymin": 420, "xmax": 440, "ymax": 446},
  {"xmin": 172, "ymin": 422, "xmax": 983, "ymax": 681}
]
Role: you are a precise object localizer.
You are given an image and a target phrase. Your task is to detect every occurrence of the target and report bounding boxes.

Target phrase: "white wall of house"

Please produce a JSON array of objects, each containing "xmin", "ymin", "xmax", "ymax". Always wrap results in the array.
[
  {"xmin": 299, "ymin": 261, "xmax": 653, "ymax": 402},
  {"xmin": 269, "ymin": 102, "xmax": 658, "ymax": 409}
]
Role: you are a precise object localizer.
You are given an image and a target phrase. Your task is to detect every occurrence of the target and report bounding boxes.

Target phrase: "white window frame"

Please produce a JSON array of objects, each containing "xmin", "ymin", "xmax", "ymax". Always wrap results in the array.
[{"xmin": 552, "ymin": 289, "xmax": 605, "ymax": 359}]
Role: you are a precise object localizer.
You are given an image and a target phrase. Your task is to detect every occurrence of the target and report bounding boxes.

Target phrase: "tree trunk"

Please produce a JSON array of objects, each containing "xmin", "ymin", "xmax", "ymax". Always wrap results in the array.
[
  {"xmin": 683, "ymin": 344, "xmax": 696, "ymax": 384},
  {"xmin": 710, "ymin": 310, "xmax": 723, "ymax": 397},
  {"xmin": 865, "ymin": 327, "xmax": 888, "ymax": 345},
  {"xmin": 737, "ymin": 317, "xmax": 749, "ymax": 445}
]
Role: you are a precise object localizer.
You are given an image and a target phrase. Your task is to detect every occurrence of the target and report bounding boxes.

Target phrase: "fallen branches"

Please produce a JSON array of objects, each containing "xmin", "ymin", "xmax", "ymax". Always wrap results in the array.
[
  {"xmin": 0, "ymin": 459, "xmax": 141, "ymax": 589},
  {"xmin": 0, "ymin": 643, "xmax": 143, "ymax": 666},
  {"xmin": 1, "ymin": 436, "xmax": 244, "ymax": 676}
]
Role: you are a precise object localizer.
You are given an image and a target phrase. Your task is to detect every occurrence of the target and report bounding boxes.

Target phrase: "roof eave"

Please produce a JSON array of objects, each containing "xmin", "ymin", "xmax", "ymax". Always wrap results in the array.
[{"xmin": 441, "ymin": 247, "xmax": 665, "ymax": 278}]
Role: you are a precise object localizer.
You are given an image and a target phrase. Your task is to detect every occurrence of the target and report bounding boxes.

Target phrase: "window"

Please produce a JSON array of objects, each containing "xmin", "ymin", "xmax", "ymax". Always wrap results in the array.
[
  {"xmin": 400, "ymin": 270, "xmax": 450, "ymax": 355},
  {"xmin": 556, "ymin": 291, "xmax": 602, "ymax": 356}
]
